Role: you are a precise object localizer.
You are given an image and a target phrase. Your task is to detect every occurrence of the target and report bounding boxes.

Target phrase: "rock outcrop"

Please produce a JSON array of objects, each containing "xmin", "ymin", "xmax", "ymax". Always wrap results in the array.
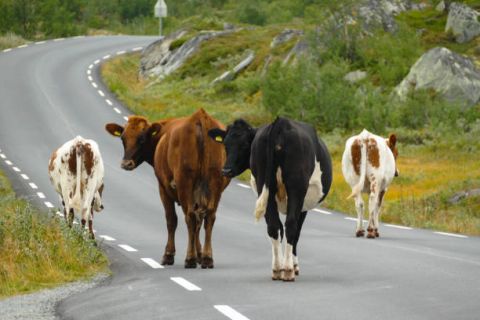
[
  {"xmin": 395, "ymin": 47, "xmax": 480, "ymax": 106},
  {"xmin": 344, "ymin": 70, "xmax": 368, "ymax": 83},
  {"xmin": 140, "ymin": 30, "xmax": 235, "ymax": 79},
  {"xmin": 445, "ymin": 2, "xmax": 480, "ymax": 43},
  {"xmin": 271, "ymin": 29, "xmax": 303, "ymax": 48},
  {"xmin": 212, "ymin": 50, "xmax": 255, "ymax": 84}
]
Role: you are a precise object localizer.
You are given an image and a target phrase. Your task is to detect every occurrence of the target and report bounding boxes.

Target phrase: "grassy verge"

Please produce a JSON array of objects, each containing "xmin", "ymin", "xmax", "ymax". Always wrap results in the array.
[
  {"xmin": 0, "ymin": 171, "xmax": 108, "ymax": 298},
  {"xmin": 0, "ymin": 33, "xmax": 28, "ymax": 50}
]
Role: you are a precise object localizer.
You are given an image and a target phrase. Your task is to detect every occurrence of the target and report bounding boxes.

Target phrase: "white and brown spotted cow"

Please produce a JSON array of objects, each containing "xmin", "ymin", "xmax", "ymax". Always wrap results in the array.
[
  {"xmin": 342, "ymin": 129, "xmax": 398, "ymax": 239},
  {"xmin": 48, "ymin": 136, "xmax": 104, "ymax": 238}
]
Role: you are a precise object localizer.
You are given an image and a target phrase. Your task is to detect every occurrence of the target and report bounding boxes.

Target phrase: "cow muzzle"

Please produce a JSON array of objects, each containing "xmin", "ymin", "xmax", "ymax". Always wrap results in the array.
[
  {"xmin": 221, "ymin": 167, "xmax": 234, "ymax": 178},
  {"xmin": 121, "ymin": 159, "xmax": 136, "ymax": 171}
]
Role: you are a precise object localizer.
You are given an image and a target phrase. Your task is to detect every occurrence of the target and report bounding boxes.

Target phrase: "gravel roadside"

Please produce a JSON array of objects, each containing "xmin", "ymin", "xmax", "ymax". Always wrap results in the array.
[{"xmin": 0, "ymin": 273, "xmax": 110, "ymax": 320}]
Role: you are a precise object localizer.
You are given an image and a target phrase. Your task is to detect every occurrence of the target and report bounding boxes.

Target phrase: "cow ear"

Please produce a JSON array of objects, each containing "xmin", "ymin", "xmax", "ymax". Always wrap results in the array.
[
  {"xmin": 149, "ymin": 122, "xmax": 162, "ymax": 137},
  {"xmin": 388, "ymin": 134, "xmax": 397, "ymax": 147},
  {"xmin": 105, "ymin": 123, "xmax": 124, "ymax": 137},
  {"xmin": 208, "ymin": 128, "xmax": 226, "ymax": 143}
]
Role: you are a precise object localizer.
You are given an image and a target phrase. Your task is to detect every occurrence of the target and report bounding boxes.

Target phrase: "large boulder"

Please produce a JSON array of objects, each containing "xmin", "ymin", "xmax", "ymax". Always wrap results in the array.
[
  {"xmin": 357, "ymin": 0, "xmax": 420, "ymax": 33},
  {"xmin": 445, "ymin": 2, "xmax": 480, "ymax": 43},
  {"xmin": 140, "ymin": 30, "xmax": 235, "ymax": 79},
  {"xmin": 394, "ymin": 47, "xmax": 480, "ymax": 106}
]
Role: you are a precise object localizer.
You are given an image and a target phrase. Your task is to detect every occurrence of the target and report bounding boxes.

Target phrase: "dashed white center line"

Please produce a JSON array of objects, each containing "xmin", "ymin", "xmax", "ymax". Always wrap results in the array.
[
  {"xmin": 105, "ymin": 99, "xmax": 113, "ymax": 106},
  {"xmin": 99, "ymin": 235, "xmax": 116, "ymax": 241},
  {"xmin": 88, "ymin": 64, "xmax": 93, "ymax": 69},
  {"xmin": 21, "ymin": 174, "xmax": 29, "ymax": 180},
  {"xmin": 141, "ymin": 258, "xmax": 164, "ymax": 269},
  {"xmin": 35, "ymin": 41, "xmax": 46, "ymax": 45},
  {"xmin": 94, "ymin": 59, "xmax": 100, "ymax": 64},
  {"xmin": 44, "ymin": 202, "xmax": 54, "ymax": 208},
  {"xmin": 0, "ymin": 154, "xmax": 6, "ymax": 158},
  {"xmin": 29, "ymin": 182, "xmax": 38, "ymax": 189},
  {"xmin": 118, "ymin": 244, "xmax": 138, "ymax": 252},
  {"xmin": 434, "ymin": 231, "xmax": 468, "ymax": 239},
  {"xmin": 313, "ymin": 208, "xmax": 331, "ymax": 215},
  {"xmin": 5, "ymin": 160, "xmax": 12, "ymax": 165},
  {"xmin": 98, "ymin": 90, "xmax": 105, "ymax": 97},
  {"xmin": 54, "ymin": 38, "xmax": 65, "ymax": 42},
  {"xmin": 113, "ymin": 107, "xmax": 121, "ymax": 114},
  {"xmin": 103, "ymin": 54, "xmax": 111, "ymax": 59},
  {"xmin": 37, "ymin": 192, "xmax": 46, "ymax": 199},
  {"xmin": 18, "ymin": 44, "xmax": 28, "ymax": 48},
  {"xmin": 12, "ymin": 167, "xmax": 20, "ymax": 172},
  {"xmin": 3, "ymin": 48, "xmax": 12, "ymax": 52},
  {"xmin": 92, "ymin": 82, "xmax": 98, "ymax": 88},
  {"xmin": 88, "ymin": 76, "xmax": 93, "ymax": 81},
  {"xmin": 214, "ymin": 305, "xmax": 250, "ymax": 320},
  {"xmin": 237, "ymin": 183, "xmax": 250, "ymax": 189},
  {"xmin": 116, "ymin": 50, "xmax": 126, "ymax": 55},
  {"xmin": 87, "ymin": 69, "xmax": 91, "ymax": 75},
  {"xmin": 384, "ymin": 224, "xmax": 413, "ymax": 230},
  {"xmin": 170, "ymin": 277, "xmax": 201, "ymax": 291}
]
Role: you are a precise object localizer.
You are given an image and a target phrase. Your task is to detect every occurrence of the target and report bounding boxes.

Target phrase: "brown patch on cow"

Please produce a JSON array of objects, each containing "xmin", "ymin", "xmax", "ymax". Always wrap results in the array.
[
  {"xmin": 378, "ymin": 190, "xmax": 385, "ymax": 206},
  {"xmin": 367, "ymin": 138, "xmax": 380, "ymax": 168},
  {"xmin": 68, "ymin": 146, "xmax": 77, "ymax": 174},
  {"xmin": 351, "ymin": 139, "xmax": 362, "ymax": 175},
  {"xmin": 48, "ymin": 150, "xmax": 57, "ymax": 172},
  {"xmin": 83, "ymin": 143, "xmax": 94, "ymax": 176}
]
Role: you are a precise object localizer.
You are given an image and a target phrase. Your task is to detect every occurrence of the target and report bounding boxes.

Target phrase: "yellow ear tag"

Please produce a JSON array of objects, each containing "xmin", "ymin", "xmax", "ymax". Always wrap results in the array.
[
  {"xmin": 151, "ymin": 131, "xmax": 157, "ymax": 137},
  {"xmin": 114, "ymin": 131, "xmax": 121, "ymax": 136},
  {"xmin": 215, "ymin": 136, "xmax": 223, "ymax": 142}
]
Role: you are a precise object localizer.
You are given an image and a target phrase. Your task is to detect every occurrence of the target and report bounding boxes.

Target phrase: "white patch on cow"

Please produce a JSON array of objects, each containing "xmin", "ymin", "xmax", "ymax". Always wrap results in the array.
[
  {"xmin": 254, "ymin": 185, "xmax": 269, "ymax": 221},
  {"xmin": 270, "ymin": 237, "xmax": 283, "ymax": 273},
  {"xmin": 302, "ymin": 159, "xmax": 323, "ymax": 211},
  {"xmin": 283, "ymin": 243, "xmax": 294, "ymax": 275},
  {"xmin": 250, "ymin": 174, "xmax": 258, "ymax": 195},
  {"xmin": 293, "ymin": 255, "xmax": 299, "ymax": 274}
]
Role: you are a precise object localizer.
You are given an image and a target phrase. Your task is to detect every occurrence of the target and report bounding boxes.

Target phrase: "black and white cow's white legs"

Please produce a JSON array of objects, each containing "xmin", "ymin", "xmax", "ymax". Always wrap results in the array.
[
  {"xmin": 354, "ymin": 194, "xmax": 365, "ymax": 237},
  {"xmin": 265, "ymin": 201, "xmax": 284, "ymax": 280},
  {"xmin": 292, "ymin": 211, "xmax": 307, "ymax": 276}
]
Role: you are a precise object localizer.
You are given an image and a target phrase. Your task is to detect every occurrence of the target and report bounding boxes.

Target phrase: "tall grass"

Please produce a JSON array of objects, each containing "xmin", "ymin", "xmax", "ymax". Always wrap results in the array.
[
  {"xmin": 0, "ymin": 32, "xmax": 27, "ymax": 50},
  {"xmin": 0, "ymin": 171, "xmax": 107, "ymax": 298}
]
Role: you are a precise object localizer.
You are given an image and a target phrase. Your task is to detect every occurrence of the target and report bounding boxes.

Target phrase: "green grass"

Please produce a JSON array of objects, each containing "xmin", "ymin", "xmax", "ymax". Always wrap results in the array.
[
  {"xmin": 0, "ymin": 32, "xmax": 28, "ymax": 50},
  {"xmin": 0, "ymin": 171, "xmax": 108, "ymax": 298}
]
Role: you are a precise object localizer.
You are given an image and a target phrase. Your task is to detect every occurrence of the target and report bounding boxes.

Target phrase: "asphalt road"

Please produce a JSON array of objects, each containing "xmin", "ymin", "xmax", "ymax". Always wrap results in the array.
[{"xmin": 0, "ymin": 36, "xmax": 479, "ymax": 320}]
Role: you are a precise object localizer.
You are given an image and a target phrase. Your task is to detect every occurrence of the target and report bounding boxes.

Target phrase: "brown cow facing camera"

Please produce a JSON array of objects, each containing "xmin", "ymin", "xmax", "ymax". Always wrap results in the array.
[{"xmin": 106, "ymin": 109, "xmax": 230, "ymax": 268}]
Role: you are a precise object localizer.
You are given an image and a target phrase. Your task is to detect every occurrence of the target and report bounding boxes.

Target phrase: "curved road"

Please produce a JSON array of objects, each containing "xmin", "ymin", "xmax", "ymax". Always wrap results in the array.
[{"xmin": 0, "ymin": 36, "xmax": 479, "ymax": 320}]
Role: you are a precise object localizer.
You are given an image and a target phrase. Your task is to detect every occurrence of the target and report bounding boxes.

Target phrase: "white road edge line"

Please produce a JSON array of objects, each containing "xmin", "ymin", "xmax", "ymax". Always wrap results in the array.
[
  {"xmin": 12, "ymin": 166, "xmax": 20, "ymax": 172},
  {"xmin": 118, "ymin": 244, "xmax": 138, "ymax": 252},
  {"xmin": 88, "ymin": 64, "xmax": 93, "ymax": 69},
  {"xmin": 123, "ymin": 116, "xmax": 129, "ymax": 121},
  {"xmin": 141, "ymin": 258, "xmax": 164, "ymax": 269},
  {"xmin": 98, "ymin": 90, "xmax": 105, "ymax": 97},
  {"xmin": 29, "ymin": 183, "xmax": 38, "ymax": 189},
  {"xmin": 5, "ymin": 160, "xmax": 12, "ymax": 165},
  {"xmin": 37, "ymin": 192, "xmax": 46, "ymax": 199},
  {"xmin": 35, "ymin": 41, "xmax": 46, "ymax": 45},
  {"xmin": 434, "ymin": 231, "xmax": 468, "ymax": 239},
  {"xmin": 237, "ymin": 183, "xmax": 250, "ymax": 189},
  {"xmin": 116, "ymin": 50, "xmax": 126, "ymax": 55},
  {"xmin": 44, "ymin": 202, "xmax": 54, "ymax": 208},
  {"xmin": 3, "ymin": 48, "xmax": 12, "ymax": 52},
  {"xmin": 88, "ymin": 76, "xmax": 93, "ymax": 81},
  {"xmin": 54, "ymin": 38, "xmax": 65, "ymax": 42},
  {"xmin": 21, "ymin": 174, "xmax": 29, "ymax": 180},
  {"xmin": 170, "ymin": 277, "xmax": 201, "ymax": 291},
  {"xmin": 131, "ymin": 47, "xmax": 143, "ymax": 52},
  {"xmin": 0, "ymin": 153, "xmax": 6, "ymax": 158},
  {"xmin": 92, "ymin": 82, "xmax": 98, "ymax": 88},
  {"xmin": 105, "ymin": 99, "xmax": 113, "ymax": 106},
  {"xmin": 99, "ymin": 235, "xmax": 116, "ymax": 241},
  {"xmin": 113, "ymin": 107, "xmax": 121, "ymax": 114},
  {"xmin": 313, "ymin": 208, "xmax": 331, "ymax": 215},
  {"xmin": 344, "ymin": 217, "xmax": 368, "ymax": 223},
  {"xmin": 94, "ymin": 59, "xmax": 100, "ymax": 64},
  {"xmin": 103, "ymin": 55, "xmax": 111, "ymax": 59},
  {"xmin": 18, "ymin": 44, "xmax": 28, "ymax": 48},
  {"xmin": 384, "ymin": 224, "xmax": 413, "ymax": 230},
  {"xmin": 214, "ymin": 305, "xmax": 250, "ymax": 320}
]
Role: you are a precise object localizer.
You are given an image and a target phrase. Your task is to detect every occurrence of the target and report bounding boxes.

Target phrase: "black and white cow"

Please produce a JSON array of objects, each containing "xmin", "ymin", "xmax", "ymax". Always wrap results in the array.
[{"xmin": 209, "ymin": 117, "xmax": 332, "ymax": 281}]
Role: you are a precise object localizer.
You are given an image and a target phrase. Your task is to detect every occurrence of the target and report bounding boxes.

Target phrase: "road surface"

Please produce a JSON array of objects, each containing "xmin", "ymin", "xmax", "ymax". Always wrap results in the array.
[{"xmin": 0, "ymin": 36, "xmax": 479, "ymax": 320}]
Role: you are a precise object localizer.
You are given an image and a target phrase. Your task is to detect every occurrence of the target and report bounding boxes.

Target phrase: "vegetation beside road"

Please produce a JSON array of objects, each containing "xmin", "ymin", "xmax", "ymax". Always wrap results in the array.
[{"xmin": 0, "ymin": 171, "xmax": 107, "ymax": 298}]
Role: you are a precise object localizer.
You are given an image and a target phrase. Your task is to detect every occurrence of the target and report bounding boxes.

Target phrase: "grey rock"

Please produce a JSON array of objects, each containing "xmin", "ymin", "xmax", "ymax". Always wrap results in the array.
[
  {"xmin": 224, "ymin": 23, "xmax": 235, "ymax": 30},
  {"xmin": 445, "ymin": 2, "xmax": 480, "ymax": 43},
  {"xmin": 357, "ymin": 0, "xmax": 416, "ymax": 33},
  {"xmin": 141, "ymin": 30, "xmax": 235, "ymax": 80},
  {"xmin": 271, "ymin": 29, "xmax": 304, "ymax": 48},
  {"xmin": 436, "ymin": 1, "xmax": 446, "ymax": 12},
  {"xmin": 395, "ymin": 47, "xmax": 480, "ymax": 106},
  {"xmin": 0, "ymin": 273, "xmax": 108, "ymax": 320},
  {"xmin": 344, "ymin": 70, "xmax": 368, "ymax": 83},
  {"xmin": 449, "ymin": 188, "xmax": 480, "ymax": 204},
  {"xmin": 212, "ymin": 50, "xmax": 255, "ymax": 84},
  {"xmin": 283, "ymin": 40, "xmax": 309, "ymax": 65}
]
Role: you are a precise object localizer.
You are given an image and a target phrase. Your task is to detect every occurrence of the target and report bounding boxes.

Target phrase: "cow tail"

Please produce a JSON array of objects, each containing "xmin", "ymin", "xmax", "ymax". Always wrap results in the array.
[
  {"xmin": 348, "ymin": 139, "xmax": 367, "ymax": 199},
  {"xmin": 70, "ymin": 140, "xmax": 84, "ymax": 210},
  {"xmin": 193, "ymin": 112, "xmax": 210, "ymax": 216}
]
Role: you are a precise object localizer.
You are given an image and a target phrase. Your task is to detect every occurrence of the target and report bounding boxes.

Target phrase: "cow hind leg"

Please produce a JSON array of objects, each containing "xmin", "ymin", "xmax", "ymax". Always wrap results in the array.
[
  {"xmin": 201, "ymin": 211, "xmax": 215, "ymax": 269},
  {"xmin": 265, "ymin": 199, "xmax": 283, "ymax": 280},
  {"xmin": 292, "ymin": 211, "xmax": 307, "ymax": 276},
  {"xmin": 184, "ymin": 213, "xmax": 198, "ymax": 268},
  {"xmin": 367, "ymin": 192, "xmax": 378, "ymax": 239},
  {"xmin": 159, "ymin": 187, "xmax": 177, "ymax": 266},
  {"xmin": 374, "ymin": 190, "xmax": 386, "ymax": 238},
  {"xmin": 354, "ymin": 194, "xmax": 365, "ymax": 237},
  {"xmin": 283, "ymin": 196, "xmax": 305, "ymax": 282}
]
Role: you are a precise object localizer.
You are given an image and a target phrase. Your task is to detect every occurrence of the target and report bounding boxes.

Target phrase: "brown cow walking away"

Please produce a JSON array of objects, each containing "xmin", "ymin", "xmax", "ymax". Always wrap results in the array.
[{"xmin": 106, "ymin": 109, "xmax": 230, "ymax": 268}]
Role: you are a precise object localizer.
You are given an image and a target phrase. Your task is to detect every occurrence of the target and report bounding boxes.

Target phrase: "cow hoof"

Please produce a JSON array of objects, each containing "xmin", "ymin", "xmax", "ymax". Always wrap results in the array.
[
  {"xmin": 201, "ymin": 257, "xmax": 214, "ymax": 269},
  {"xmin": 282, "ymin": 269, "xmax": 295, "ymax": 282},
  {"xmin": 294, "ymin": 264, "xmax": 300, "ymax": 276},
  {"xmin": 161, "ymin": 254, "xmax": 175, "ymax": 266},
  {"xmin": 367, "ymin": 232, "xmax": 376, "ymax": 239},
  {"xmin": 356, "ymin": 230, "xmax": 365, "ymax": 237},
  {"xmin": 272, "ymin": 269, "xmax": 283, "ymax": 280},
  {"xmin": 375, "ymin": 229, "xmax": 380, "ymax": 238},
  {"xmin": 184, "ymin": 258, "xmax": 198, "ymax": 269}
]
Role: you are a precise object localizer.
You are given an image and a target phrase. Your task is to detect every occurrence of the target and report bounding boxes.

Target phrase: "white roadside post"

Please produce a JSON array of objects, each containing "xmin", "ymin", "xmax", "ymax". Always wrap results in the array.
[{"xmin": 154, "ymin": 0, "xmax": 168, "ymax": 37}]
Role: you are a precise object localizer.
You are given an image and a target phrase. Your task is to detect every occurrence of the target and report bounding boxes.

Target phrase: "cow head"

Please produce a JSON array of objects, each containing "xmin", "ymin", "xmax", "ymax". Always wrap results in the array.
[
  {"xmin": 208, "ymin": 119, "xmax": 256, "ymax": 178},
  {"xmin": 105, "ymin": 116, "xmax": 162, "ymax": 170},
  {"xmin": 386, "ymin": 133, "xmax": 399, "ymax": 177}
]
